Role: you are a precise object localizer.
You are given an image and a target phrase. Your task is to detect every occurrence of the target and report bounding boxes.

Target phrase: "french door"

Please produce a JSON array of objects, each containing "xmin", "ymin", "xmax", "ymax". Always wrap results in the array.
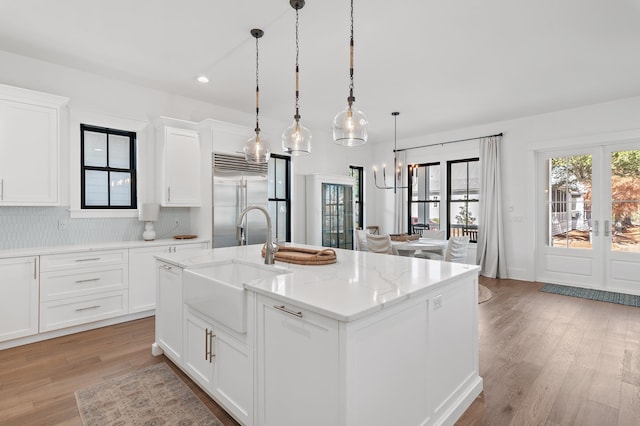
[{"xmin": 537, "ymin": 142, "xmax": 640, "ymax": 295}]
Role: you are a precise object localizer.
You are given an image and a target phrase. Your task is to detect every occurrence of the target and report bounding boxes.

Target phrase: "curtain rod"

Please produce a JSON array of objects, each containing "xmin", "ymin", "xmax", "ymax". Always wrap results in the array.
[{"xmin": 393, "ymin": 132, "xmax": 503, "ymax": 153}]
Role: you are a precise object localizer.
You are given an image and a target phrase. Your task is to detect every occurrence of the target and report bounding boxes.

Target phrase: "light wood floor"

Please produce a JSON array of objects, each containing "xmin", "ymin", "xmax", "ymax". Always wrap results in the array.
[{"xmin": 1, "ymin": 278, "xmax": 639, "ymax": 425}]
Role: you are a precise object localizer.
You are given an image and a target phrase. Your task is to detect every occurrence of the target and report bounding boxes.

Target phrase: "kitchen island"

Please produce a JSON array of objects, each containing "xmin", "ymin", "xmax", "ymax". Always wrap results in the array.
[{"xmin": 154, "ymin": 244, "xmax": 482, "ymax": 426}]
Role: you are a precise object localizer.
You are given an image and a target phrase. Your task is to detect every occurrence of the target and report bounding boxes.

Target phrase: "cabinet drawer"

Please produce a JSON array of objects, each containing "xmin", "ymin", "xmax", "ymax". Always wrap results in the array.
[
  {"xmin": 40, "ymin": 265, "xmax": 128, "ymax": 302},
  {"xmin": 41, "ymin": 249, "xmax": 127, "ymax": 272},
  {"xmin": 40, "ymin": 291, "xmax": 128, "ymax": 332}
]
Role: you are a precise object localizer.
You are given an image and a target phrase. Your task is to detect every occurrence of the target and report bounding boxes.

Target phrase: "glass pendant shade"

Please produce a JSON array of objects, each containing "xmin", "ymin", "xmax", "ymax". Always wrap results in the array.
[
  {"xmin": 243, "ymin": 134, "xmax": 271, "ymax": 164},
  {"xmin": 332, "ymin": 103, "xmax": 368, "ymax": 146},
  {"xmin": 282, "ymin": 120, "xmax": 311, "ymax": 156}
]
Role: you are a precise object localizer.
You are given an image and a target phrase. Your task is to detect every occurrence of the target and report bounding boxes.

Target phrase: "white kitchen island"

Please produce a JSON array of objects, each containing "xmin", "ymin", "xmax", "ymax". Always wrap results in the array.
[{"xmin": 154, "ymin": 244, "xmax": 482, "ymax": 426}]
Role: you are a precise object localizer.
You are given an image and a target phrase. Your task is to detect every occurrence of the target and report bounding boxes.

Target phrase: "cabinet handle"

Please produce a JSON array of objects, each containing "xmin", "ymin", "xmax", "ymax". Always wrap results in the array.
[
  {"xmin": 75, "ymin": 257, "xmax": 101, "ymax": 262},
  {"xmin": 75, "ymin": 305, "xmax": 100, "ymax": 312},
  {"xmin": 75, "ymin": 278, "xmax": 100, "ymax": 283},
  {"xmin": 274, "ymin": 305, "xmax": 303, "ymax": 318},
  {"xmin": 205, "ymin": 328, "xmax": 216, "ymax": 362},
  {"xmin": 604, "ymin": 220, "xmax": 611, "ymax": 237},
  {"xmin": 162, "ymin": 264, "xmax": 173, "ymax": 270}
]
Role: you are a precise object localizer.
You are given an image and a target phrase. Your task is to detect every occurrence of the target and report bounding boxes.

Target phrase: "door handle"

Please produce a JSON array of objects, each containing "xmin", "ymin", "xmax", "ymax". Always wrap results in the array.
[
  {"xmin": 604, "ymin": 220, "xmax": 610, "ymax": 237},
  {"xmin": 593, "ymin": 220, "xmax": 599, "ymax": 237}
]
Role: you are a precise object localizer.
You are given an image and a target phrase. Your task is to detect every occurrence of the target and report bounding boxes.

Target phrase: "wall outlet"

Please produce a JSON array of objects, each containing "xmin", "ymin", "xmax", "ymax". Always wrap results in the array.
[
  {"xmin": 433, "ymin": 295, "xmax": 443, "ymax": 310},
  {"xmin": 57, "ymin": 219, "xmax": 68, "ymax": 230}
]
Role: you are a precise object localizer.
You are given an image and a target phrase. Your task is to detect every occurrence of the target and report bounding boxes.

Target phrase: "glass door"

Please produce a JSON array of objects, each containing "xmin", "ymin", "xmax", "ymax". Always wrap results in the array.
[{"xmin": 321, "ymin": 183, "xmax": 354, "ymax": 249}]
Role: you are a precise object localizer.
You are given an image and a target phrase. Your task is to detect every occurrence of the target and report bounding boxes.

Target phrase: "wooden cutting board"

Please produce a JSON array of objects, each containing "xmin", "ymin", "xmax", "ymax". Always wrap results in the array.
[{"xmin": 261, "ymin": 245, "xmax": 337, "ymax": 265}]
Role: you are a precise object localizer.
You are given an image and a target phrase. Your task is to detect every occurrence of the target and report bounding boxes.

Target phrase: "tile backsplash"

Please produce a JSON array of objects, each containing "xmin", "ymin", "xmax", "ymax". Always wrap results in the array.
[{"xmin": 0, "ymin": 206, "xmax": 192, "ymax": 250}]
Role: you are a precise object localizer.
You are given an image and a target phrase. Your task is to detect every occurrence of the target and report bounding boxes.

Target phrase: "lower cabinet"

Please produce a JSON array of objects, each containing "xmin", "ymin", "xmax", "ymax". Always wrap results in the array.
[
  {"xmin": 0, "ymin": 256, "xmax": 39, "ymax": 342},
  {"xmin": 184, "ymin": 308, "xmax": 253, "ymax": 426},
  {"xmin": 156, "ymin": 261, "xmax": 184, "ymax": 365},
  {"xmin": 129, "ymin": 242, "xmax": 208, "ymax": 313},
  {"xmin": 256, "ymin": 296, "xmax": 340, "ymax": 426}
]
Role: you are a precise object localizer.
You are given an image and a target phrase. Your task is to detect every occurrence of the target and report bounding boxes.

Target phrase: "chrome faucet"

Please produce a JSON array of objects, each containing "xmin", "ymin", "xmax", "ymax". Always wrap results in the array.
[{"xmin": 237, "ymin": 205, "xmax": 278, "ymax": 265}]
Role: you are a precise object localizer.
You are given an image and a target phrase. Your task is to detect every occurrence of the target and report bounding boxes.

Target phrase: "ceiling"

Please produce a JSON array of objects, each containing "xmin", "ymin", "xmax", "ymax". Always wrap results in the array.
[{"xmin": 2, "ymin": 0, "xmax": 640, "ymax": 143}]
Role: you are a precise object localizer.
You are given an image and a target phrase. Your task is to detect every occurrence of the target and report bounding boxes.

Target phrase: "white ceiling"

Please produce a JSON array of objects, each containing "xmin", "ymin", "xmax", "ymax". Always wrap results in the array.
[{"xmin": 2, "ymin": 0, "xmax": 640, "ymax": 143}]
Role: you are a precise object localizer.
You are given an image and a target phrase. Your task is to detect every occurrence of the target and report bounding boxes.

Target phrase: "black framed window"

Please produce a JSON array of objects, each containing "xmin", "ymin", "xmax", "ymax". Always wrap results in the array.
[
  {"xmin": 447, "ymin": 158, "xmax": 479, "ymax": 242},
  {"xmin": 80, "ymin": 124, "xmax": 137, "ymax": 209},
  {"xmin": 408, "ymin": 162, "xmax": 441, "ymax": 234},
  {"xmin": 268, "ymin": 154, "xmax": 291, "ymax": 242},
  {"xmin": 349, "ymin": 165, "xmax": 364, "ymax": 229}
]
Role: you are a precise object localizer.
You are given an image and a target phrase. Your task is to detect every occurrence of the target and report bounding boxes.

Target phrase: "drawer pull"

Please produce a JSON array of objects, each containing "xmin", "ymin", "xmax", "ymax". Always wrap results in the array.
[
  {"xmin": 75, "ymin": 278, "xmax": 100, "ymax": 283},
  {"xmin": 162, "ymin": 264, "xmax": 173, "ymax": 270},
  {"xmin": 75, "ymin": 305, "xmax": 100, "ymax": 312},
  {"xmin": 274, "ymin": 305, "xmax": 303, "ymax": 318},
  {"xmin": 75, "ymin": 257, "xmax": 101, "ymax": 262}
]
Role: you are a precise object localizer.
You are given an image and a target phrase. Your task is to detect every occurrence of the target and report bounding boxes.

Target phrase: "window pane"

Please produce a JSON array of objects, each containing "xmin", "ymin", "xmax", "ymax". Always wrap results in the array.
[
  {"xmin": 611, "ymin": 149, "xmax": 640, "ymax": 252},
  {"xmin": 109, "ymin": 172, "xmax": 131, "ymax": 206},
  {"xmin": 450, "ymin": 162, "xmax": 468, "ymax": 200},
  {"xmin": 84, "ymin": 131, "xmax": 107, "ymax": 167},
  {"xmin": 85, "ymin": 170, "xmax": 108, "ymax": 205},
  {"xmin": 427, "ymin": 165, "xmax": 440, "ymax": 199},
  {"xmin": 108, "ymin": 134, "xmax": 130, "ymax": 168},
  {"xmin": 268, "ymin": 158, "xmax": 276, "ymax": 199},
  {"xmin": 275, "ymin": 158, "xmax": 286, "ymax": 199}
]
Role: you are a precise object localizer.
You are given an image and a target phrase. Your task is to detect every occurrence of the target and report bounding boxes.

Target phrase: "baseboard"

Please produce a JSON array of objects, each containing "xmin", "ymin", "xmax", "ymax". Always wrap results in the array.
[{"xmin": 434, "ymin": 376, "xmax": 483, "ymax": 426}]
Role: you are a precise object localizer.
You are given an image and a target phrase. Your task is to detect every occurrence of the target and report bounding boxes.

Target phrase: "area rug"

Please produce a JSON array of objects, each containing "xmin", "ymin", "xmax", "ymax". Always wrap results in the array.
[
  {"xmin": 540, "ymin": 283, "xmax": 640, "ymax": 307},
  {"xmin": 75, "ymin": 362, "xmax": 222, "ymax": 425},
  {"xmin": 478, "ymin": 284, "xmax": 492, "ymax": 304}
]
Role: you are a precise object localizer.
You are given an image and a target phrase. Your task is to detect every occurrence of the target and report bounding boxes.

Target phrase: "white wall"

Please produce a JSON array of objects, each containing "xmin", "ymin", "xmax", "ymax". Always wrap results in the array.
[{"xmin": 371, "ymin": 96, "xmax": 640, "ymax": 281}]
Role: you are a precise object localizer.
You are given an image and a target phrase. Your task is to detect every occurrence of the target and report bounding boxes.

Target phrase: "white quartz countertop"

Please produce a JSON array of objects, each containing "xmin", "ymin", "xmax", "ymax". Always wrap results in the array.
[
  {"xmin": 156, "ymin": 244, "xmax": 480, "ymax": 322},
  {"xmin": 0, "ymin": 238, "xmax": 209, "ymax": 259}
]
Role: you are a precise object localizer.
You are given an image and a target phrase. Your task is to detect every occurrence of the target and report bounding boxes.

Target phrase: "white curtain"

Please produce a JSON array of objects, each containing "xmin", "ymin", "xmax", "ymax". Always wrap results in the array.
[{"xmin": 477, "ymin": 135, "xmax": 507, "ymax": 278}]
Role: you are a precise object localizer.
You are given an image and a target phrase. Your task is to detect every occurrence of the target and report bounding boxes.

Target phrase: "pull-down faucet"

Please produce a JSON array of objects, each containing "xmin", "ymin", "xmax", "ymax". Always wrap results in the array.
[{"xmin": 237, "ymin": 206, "xmax": 278, "ymax": 265}]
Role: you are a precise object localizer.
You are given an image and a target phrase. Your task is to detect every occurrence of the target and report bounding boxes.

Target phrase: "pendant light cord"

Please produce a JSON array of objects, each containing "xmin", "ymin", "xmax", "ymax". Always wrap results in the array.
[
  {"xmin": 294, "ymin": 8, "xmax": 300, "ymax": 122},
  {"xmin": 255, "ymin": 35, "xmax": 261, "ymax": 136},
  {"xmin": 348, "ymin": 0, "xmax": 355, "ymax": 105}
]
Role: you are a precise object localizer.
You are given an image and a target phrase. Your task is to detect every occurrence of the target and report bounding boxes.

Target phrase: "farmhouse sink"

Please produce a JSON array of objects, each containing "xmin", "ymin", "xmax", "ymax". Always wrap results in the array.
[{"xmin": 183, "ymin": 259, "xmax": 289, "ymax": 333}]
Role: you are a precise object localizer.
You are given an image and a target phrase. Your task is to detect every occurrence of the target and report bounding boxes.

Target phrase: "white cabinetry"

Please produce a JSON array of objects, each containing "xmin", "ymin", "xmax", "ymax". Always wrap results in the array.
[
  {"xmin": 256, "ymin": 296, "xmax": 340, "ymax": 426},
  {"xmin": 39, "ymin": 249, "xmax": 128, "ymax": 332},
  {"xmin": 129, "ymin": 242, "xmax": 208, "ymax": 313},
  {"xmin": 156, "ymin": 260, "xmax": 184, "ymax": 365},
  {"xmin": 0, "ymin": 257, "xmax": 39, "ymax": 342},
  {"xmin": 0, "ymin": 84, "xmax": 68, "ymax": 205},
  {"xmin": 157, "ymin": 123, "xmax": 201, "ymax": 207},
  {"xmin": 184, "ymin": 308, "xmax": 253, "ymax": 426}
]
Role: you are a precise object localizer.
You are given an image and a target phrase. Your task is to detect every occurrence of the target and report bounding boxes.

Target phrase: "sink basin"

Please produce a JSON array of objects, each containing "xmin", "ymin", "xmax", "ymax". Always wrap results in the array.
[{"xmin": 183, "ymin": 260, "xmax": 289, "ymax": 333}]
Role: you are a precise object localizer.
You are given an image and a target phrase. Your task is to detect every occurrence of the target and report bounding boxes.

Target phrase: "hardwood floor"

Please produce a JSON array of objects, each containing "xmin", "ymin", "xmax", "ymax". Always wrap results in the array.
[{"xmin": 1, "ymin": 278, "xmax": 639, "ymax": 425}]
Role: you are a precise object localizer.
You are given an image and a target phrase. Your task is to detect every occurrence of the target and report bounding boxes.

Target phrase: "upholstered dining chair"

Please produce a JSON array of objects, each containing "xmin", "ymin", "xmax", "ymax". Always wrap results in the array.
[
  {"xmin": 365, "ymin": 233, "xmax": 395, "ymax": 255},
  {"xmin": 355, "ymin": 229, "xmax": 369, "ymax": 251},
  {"xmin": 420, "ymin": 229, "xmax": 446, "ymax": 240},
  {"xmin": 416, "ymin": 236, "xmax": 469, "ymax": 263}
]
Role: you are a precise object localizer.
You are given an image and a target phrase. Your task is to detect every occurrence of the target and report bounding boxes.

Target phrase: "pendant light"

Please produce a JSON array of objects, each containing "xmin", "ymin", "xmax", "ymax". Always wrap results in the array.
[
  {"xmin": 332, "ymin": 0, "xmax": 368, "ymax": 146},
  {"xmin": 244, "ymin": 28, "xmax": 271, "ymax": 164},
  {"xmin": 282, "ymin": 0, "xmax": 311, "ymax": 156}
]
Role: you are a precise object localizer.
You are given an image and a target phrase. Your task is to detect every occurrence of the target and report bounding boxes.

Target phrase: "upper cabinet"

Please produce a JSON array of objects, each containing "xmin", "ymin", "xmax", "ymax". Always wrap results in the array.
[
  {"xmin": 0, "ymin": 84, "xmax": 69, "ymax": 205},
  {"xmin": 157, "ymin": 119, "xmax": 201, "ymax": 207}
]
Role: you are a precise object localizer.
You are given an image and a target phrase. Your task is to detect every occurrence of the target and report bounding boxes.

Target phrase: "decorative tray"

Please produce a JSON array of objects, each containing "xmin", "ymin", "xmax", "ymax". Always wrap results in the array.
[
  {"xmin": 389, "ymin": 233, "xmax": 419, "ymax": 242},
  {"xmin": 173, "ymin": 234, "xmax": 197, "ymax": 240},
  {"xmin": 261, "ymin": 245, "xmax": 337, "ymax": 265}
]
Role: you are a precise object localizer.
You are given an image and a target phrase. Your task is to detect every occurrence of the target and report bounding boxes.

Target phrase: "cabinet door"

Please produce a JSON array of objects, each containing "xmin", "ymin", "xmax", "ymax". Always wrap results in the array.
[
  {"xmin": 162, "ymin": 127, "xmax": 201, "ymax": 206},
  {"xmin": 184, "ymin": 310, "xmax": 214, "ymax": 389},
  {"xmin": 0, "ymin": 257, "xmax": 39, "ymax": 342},
  {"xmin": 212, "ymin": 328, "xmax": 253, "ymax": 426},
  {"xmin": 156, "ymin": 262, "xmax": 183, "ymax": 365},
  {"xmin": 0, "ymin": 99, "xmax": 58, "ymax": 205},
  {"xmin": 257, "ymin": 298, "xmax": 340, "ymax": 426}
]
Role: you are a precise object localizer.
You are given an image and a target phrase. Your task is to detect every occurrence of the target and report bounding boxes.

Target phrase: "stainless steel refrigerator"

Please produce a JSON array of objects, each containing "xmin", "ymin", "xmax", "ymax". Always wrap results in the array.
[{"xmin": 212, "ymin": 152, "xmax": 269, "ymax": 248}]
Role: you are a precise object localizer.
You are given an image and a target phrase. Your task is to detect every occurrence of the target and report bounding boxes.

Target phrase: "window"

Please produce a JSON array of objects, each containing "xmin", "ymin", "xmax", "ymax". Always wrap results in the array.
[
  {"xmin": 81, "ymin": 124, "xmax": 137, "ymax": 209},
  {"xmin": 349, "ymin": 165, "xmax": 364, "ymax": 229},
  {"xmin": 268, "ymin": 154, "xmax": 291, "ymax": 242},
  {"xmin": 447, "ymin": 158, "xmax": 479, "ymax": 242},
  {"xmin": 408, "ymin": 162, "xmax": 441, "ymax": 234}
]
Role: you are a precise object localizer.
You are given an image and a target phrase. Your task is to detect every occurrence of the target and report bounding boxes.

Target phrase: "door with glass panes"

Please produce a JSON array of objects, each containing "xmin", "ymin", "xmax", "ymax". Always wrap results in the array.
[{"xmin": 537, "ymin": 143, "xmax": 640, "ymax": 294}]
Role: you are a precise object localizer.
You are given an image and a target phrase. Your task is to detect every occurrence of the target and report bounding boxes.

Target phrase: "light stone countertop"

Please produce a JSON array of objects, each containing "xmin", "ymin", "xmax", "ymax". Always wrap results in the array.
[
  {"xmin": 156, "ymin": 243, "xmax": 480, "ymax": 322},
  {"xmin": 0, "ymin": 238, "xmax": 210, "ymax": 259}
]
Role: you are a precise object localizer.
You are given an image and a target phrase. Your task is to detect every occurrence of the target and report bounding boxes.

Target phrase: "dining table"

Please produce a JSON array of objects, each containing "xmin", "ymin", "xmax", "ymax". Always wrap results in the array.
[{"xmin": 390, "ymin": 237, "xmax": 448, "ymax": 257}]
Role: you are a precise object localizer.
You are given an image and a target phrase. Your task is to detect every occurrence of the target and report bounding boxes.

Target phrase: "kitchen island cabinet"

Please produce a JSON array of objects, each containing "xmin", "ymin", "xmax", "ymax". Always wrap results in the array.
[{"xmin": 155, "ymin": 244, "xmax": 482, "ymax": 426}]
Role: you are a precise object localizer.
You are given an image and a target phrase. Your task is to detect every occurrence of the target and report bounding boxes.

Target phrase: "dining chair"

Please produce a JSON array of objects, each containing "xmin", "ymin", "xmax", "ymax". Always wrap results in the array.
[
  {"xmin": 355, "ymin": 229, "xmax": 369, "ymax": 251},
  {"xmin": 420, "ymin": 229, "xmax": 445, "ymax": 240},
  {"xmin": 416, "ymin": 236, "xmax": 469, "ymax": 263},
  {"xmin": 365, "ymin": 233, "xmax": 395, "ymax": 255}
]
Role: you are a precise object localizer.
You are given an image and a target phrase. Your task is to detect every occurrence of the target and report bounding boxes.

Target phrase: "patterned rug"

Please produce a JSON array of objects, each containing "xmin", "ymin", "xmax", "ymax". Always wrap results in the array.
[
  {"xmin": 75, "ymin": 362, "xmax": 222, "ymax": 425},
  {"xmin": 540, "ymin": 283, "xmax": 640, "ymax": 307}
]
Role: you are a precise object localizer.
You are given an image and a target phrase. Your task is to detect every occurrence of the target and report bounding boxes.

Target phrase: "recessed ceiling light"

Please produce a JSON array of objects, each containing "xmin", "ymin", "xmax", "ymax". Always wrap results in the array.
[{"xmin": 197, "ymin": 75, "xmax": 209, "ymax": 83}]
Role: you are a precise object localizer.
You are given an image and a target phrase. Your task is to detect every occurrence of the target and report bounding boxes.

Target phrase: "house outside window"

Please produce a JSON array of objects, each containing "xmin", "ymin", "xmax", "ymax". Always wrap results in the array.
[
  {"xmin": 447, "ymin": 158, "xmax": 479, "ymax": 242},
  {"xmin": 268, "ymin": 154, "xmax": 291, "ymax": 242},
  {"xmin": 408, "ymin": 162, "xmax": 441, "ymax": 234},
  {"xmin": 349, "ymin": 165, "xmax": 364, "ymax": 229},
  {"xmin": 80, "ymin": 124, "xmax": 136, "ymax": 209}
]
